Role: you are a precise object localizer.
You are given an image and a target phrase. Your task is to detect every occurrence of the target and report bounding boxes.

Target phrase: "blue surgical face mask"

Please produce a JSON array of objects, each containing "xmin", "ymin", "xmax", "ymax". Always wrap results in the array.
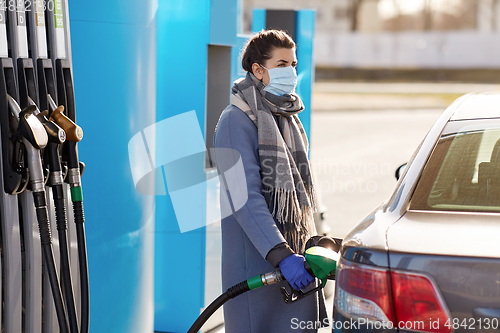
[{"xmin": 260, "ymin": 65, "xmax": 298, "ymax": 96}]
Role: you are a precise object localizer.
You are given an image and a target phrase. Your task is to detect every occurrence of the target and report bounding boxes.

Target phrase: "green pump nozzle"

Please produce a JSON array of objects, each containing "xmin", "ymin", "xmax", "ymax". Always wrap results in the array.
[
  {"xmin": 187, "ymin": 242, "xmax": 341, "ymax": 333},
  {"xmin": 304, "ymin": 246, "xmax": 340, "ymax": 287},
  {"xmin": 246, "ymin": 245, "xmax": 340, "ymax": 292}
]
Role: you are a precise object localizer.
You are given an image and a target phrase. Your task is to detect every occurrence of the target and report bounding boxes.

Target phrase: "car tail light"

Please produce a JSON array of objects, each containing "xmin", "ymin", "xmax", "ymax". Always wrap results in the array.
[
  {"xmin": 335, "ymin": 260, "xmax": 395, "ymax": 323},
  {"xmin": 335, "ymin": 258, "xmax": 452, "ymax": 333},
  {"xmin": 391, "ymin": 271, "xmax": 451, "ymax": 333}
]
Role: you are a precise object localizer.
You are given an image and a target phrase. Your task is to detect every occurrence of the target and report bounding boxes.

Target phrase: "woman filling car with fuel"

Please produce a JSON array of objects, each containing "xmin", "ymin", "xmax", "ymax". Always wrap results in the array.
[{"xmin": 213, "ymin": 29, "xmax": 328, "ymax": 332}]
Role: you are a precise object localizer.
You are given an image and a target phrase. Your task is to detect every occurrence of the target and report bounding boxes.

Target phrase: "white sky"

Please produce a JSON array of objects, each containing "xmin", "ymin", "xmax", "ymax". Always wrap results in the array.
[{"xmin": 378, "ymin": 0, "xmax": 463, "ymax": 19}]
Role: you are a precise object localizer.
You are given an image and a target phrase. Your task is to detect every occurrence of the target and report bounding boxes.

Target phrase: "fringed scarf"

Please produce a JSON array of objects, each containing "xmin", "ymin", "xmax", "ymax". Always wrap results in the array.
[{"xmin": 230, "ymin": 72, "xmax": 317, "ymax": 254}]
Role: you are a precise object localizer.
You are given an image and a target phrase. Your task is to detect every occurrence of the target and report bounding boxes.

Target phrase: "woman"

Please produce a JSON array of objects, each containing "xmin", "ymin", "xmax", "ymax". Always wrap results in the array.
[{"xmin": 213, "ymin": 30, "xmax": 328, "ymax": 332}]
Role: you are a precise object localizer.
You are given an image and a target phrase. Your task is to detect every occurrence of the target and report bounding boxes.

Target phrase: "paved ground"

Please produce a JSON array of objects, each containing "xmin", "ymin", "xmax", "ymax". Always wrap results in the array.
[
  {"xmin": 312, "ymin": 81, "xmax": 500, "ymax": 111},
  {"xmin": 209, "ymin": 82, "xmax": 498, "ymax": 333},
  {"xmin": 310, "ymin": 108, "xmax": 443, "ymax": 238},
  {"xmin": 314, "ymin": 82, "xmax": 500, "ymax": 94}
]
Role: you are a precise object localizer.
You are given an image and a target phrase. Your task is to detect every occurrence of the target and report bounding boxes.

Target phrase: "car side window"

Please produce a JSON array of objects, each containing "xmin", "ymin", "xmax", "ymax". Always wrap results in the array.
[{"xmin": 410, "ymin": 119, "xmax": 500, "ymax": 213}]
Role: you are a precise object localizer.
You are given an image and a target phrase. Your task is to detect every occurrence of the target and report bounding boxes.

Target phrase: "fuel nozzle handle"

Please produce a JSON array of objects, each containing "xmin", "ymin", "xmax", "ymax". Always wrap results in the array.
[
  {"xmin": 7, "ymin": 95, "xmax": 47, "ymax": 192},
  {"xmin": 39, "ymin": 103, "xmax": 79, "ymax": 333},
  {"xmin": 243, "ymin": 245, "xmax": 339, "ymax": 294},
  {"xmin": 37, "ymin": 110, "xmax": 66, "ymax": 144},
  {"xmin": 188, "ymin": 246, "xmax": 339, "ymax": 333},
  {"xmin": 36, "ymin": 110, "xmax": 66, "ymax": 182},
  {"xmin": 7, "ymin": 95, "xmax": 70, "ymax": 333},
  {"xmin": 46, "ymin": 98, "xmax": 89, "ymax": 333},
  {"xmin": 304, "ymin": 246, "xmax": 340, "ymax": 286},
  {"xmin": 47, "ymin": 95, "xmax": 82, "ymax": 175},
  {"xmin": 47, "ymin": 95, "xmax": 83, "ymax": 143}
]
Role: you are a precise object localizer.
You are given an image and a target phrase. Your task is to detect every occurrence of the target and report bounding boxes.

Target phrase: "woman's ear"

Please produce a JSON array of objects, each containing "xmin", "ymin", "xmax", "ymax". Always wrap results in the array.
[{"xmin": 252, "ymin": 63, "xmax": 264, "ymax": 81}]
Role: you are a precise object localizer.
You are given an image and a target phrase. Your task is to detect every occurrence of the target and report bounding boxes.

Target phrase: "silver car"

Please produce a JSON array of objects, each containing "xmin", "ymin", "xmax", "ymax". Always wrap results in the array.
[{"xmin": 333, "ymin": 92, "xmax": 500, "ymax": 333}]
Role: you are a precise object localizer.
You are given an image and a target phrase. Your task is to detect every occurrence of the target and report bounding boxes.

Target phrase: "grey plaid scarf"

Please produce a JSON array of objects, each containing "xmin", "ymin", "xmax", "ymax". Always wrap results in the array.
[{"xmin": 230, "ymin": 72, "xmax": 317, "ymax": 254}]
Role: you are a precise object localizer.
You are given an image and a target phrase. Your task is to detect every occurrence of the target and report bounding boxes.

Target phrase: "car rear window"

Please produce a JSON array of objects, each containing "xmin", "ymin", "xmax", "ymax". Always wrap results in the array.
[{"xmin": 410, "ymin": 119, "xmax": 500, "ymax": 213}]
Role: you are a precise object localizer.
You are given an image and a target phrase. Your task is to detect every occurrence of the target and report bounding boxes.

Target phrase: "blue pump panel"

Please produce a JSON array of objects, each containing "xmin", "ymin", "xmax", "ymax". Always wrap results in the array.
[
  {"xmin": 210, "ymin": 0, "xmax": 238, "ymax": 45},
  {"xmin": 155, "ymin": 0, "xmax": 210, "ymax": 331},
  {"xmin": 68, "ymin": 0, "xmax": 157, "ymax": 332},
  {"xmin": 295, "ymin": 9, "xmax": 316, "ymax": 140},
  {"xmin": 155, "ymin": 0, "xmax": 237, "ymax": 331},
  {"xmin": 231, "ymin": 34, "xmax": 252, "ymax": 83},
  {"xmin": 252, "ymin": 9, "xmax": 266, "ymax": 34}
]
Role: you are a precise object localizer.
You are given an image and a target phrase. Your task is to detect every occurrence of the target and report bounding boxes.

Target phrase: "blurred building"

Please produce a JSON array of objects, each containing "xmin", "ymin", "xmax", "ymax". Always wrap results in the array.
[
  {"xmin": 243, "ymin": 0, "xmax": 500, "ymax": 81},
  {"xmin": 242, "ymin": 0, "xmax": 353, "ymax": 33},
  {"xmin": 243, "ymin": 0, "xmax": 488, "ymax": 34},
  {"xmin": 477, "ymin": 0, "xmax": 500, "ymax": 32}
]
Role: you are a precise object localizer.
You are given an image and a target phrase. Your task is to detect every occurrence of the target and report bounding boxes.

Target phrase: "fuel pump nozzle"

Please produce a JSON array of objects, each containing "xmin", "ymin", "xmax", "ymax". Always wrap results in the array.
[
  {"xmin": 36, "ymin": 110, "xmax": 66, "ymax": 143},
  {"xmin": 6, "ymin": 95, "xmax": 69, "ymax": 333},
  {"xmin": 36, "ymin": 98, "xmax": 80, "ymax": 333},
  {"xmin": 35, "ymin": 107, "xmax": 66, "ymax": 185},
  {"xmin": 47, "ymin": 96, "xmax": 83, "ymax": 143},
  {"xmin": 7, "ymin": 96, "xmax": 47, "ymax": 189},
  {"xmin": 46, "ymin": 94, "xmax": 90, "ymax": 333},
  {"xmin": 187, "ymin": 243, "xmax": 340, "ymax": 333}
]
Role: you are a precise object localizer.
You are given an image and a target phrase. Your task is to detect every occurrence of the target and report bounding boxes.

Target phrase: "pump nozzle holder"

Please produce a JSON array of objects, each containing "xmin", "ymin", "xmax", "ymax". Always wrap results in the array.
[{"xmin": 49, "ymin": 105, "xmax": 83, "ymax": 142}]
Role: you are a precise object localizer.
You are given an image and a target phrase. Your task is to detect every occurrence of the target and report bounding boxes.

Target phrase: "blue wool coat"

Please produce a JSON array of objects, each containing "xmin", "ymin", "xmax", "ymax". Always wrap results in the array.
[{"xmin": 213, "ymin": 104, "xmax": 328, "ymax": 333}]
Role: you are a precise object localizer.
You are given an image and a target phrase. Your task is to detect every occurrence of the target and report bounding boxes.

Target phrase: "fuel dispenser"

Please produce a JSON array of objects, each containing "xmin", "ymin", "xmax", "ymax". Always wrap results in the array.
[
  {"xmin": 42, "ymin": 1, "xmax": 90, "ymax": 332},
  {"xmin": 0, "ymin": 5, "xmax": 24, "ymax": 332},
  {"xmin": 44, "ymin": 1, "xmax": 90, "ymax": 332},
  {"xmin": 0, "ymin": 0, "xmax": 88, "ymax": 332},
  {"xmin": 27, "ymin": 3, "xmax": 73, "ymax": 332},
  {"xmin": 18, "ymin": 2, "xmax": 77, "ymax": 332}
]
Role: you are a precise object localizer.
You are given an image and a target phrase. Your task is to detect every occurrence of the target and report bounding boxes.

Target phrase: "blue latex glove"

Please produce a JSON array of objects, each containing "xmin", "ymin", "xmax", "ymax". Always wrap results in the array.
[{"xmin": 278, "ymin": 254, "xmax": 314, "ymax": 291}]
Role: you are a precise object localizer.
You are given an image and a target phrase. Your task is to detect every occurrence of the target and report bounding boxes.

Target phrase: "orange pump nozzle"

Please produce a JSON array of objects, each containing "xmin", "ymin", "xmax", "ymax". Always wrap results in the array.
[{"xmin": 49, "ymin": 105, "xmax": 83, "ymax": 142}]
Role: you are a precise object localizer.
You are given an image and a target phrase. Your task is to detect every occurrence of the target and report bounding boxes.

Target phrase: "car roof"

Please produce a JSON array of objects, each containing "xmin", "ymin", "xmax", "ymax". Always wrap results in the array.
[{"xmin": 451, "ymin": 91, "xmax": 500, "ymax": 121}]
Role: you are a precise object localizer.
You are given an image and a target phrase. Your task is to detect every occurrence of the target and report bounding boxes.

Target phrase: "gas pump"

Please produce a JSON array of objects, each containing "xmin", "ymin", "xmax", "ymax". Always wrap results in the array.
[
  {"xmin": 26, "ymin": 2, "xmax": 80, "ymax": 332},
  {"xmin": 0, "ymin": 3, "xmax": 68, "ymax": 332},
  {"xmin": 4, "ymin": 3, "xmax": 46, "ymax": 332},
  {"xmin": 4, "ymin": 1, "xmax": 75, "ymax": 332},
  {"xmin": 0, "ymin": 4, "xmax": 24, "ymax": 331},
  {"xmin": 0, "ymin": 1, "xmax": 88, "ymax": 332},
  {"xmin": 45, "ymin": 1, "xmax": 90, "ymax": 332},
  {"xmin": 7, "ymin": 95, "xmax": 69, "ymax": 333}
]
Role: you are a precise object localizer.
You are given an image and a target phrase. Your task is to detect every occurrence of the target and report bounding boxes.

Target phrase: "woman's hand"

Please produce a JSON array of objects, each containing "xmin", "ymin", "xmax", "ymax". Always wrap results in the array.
[{"xmin": 278, "ymin": 254, "xmax": 314, "ymax": 290}]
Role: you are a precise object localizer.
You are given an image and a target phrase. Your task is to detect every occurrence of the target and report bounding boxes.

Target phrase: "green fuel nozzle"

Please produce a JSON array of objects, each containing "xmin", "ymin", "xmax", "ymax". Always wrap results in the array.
[
  {"xmin": 187, "ymin": 244, "xmax": 341, "ymax": 333},
  {"xmin": 246, "ymin": 246, "xmax": 339, "ymax": 292},
  {"xmin": 304, "ymin": 246, "xmax": 340, "ymax": 287},
  {"xmin": 247, "ymin": 245, "xmax": 339, "ymax": 304}
]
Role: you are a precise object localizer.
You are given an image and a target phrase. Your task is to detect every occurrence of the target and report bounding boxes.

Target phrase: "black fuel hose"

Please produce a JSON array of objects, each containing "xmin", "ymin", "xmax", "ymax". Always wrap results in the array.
[
  {"xmin": 73, "ymin": 198, "xmax": 89, "ymax": 333},
  {"xmin": 49, "ymin": 98, "xmax": 89, "ymax": 333},
  {"xmin": 33, "ymin": 191, "xmax": 69, "ymax": 333},
  {"xmin": 11, "ymin": 96, "xmax": 70, "ymax": 333},
  {"xmin": 45, "ymin": 124, "xmax": 79, "ymax": 333},
  {"xmin": 67, "ymin": 146, "xmax": 89, "ymax": 333},
  {"xmin": 53, "ymin": 182, "xmax": 79, "ymax": 333},
  {"xmin": 187, "ymin": 281, "xmax": 251, "ymax": 333},
  {"xmin": 187, "ymin": 258, "xmax": 329, "ymax": 332}
]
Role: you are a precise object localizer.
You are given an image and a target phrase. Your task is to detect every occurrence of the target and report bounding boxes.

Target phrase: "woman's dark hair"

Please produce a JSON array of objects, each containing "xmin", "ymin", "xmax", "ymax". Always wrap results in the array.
[{"xmin": 241, "ymin": 29, "xmax": 295, "ymax": 73}]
